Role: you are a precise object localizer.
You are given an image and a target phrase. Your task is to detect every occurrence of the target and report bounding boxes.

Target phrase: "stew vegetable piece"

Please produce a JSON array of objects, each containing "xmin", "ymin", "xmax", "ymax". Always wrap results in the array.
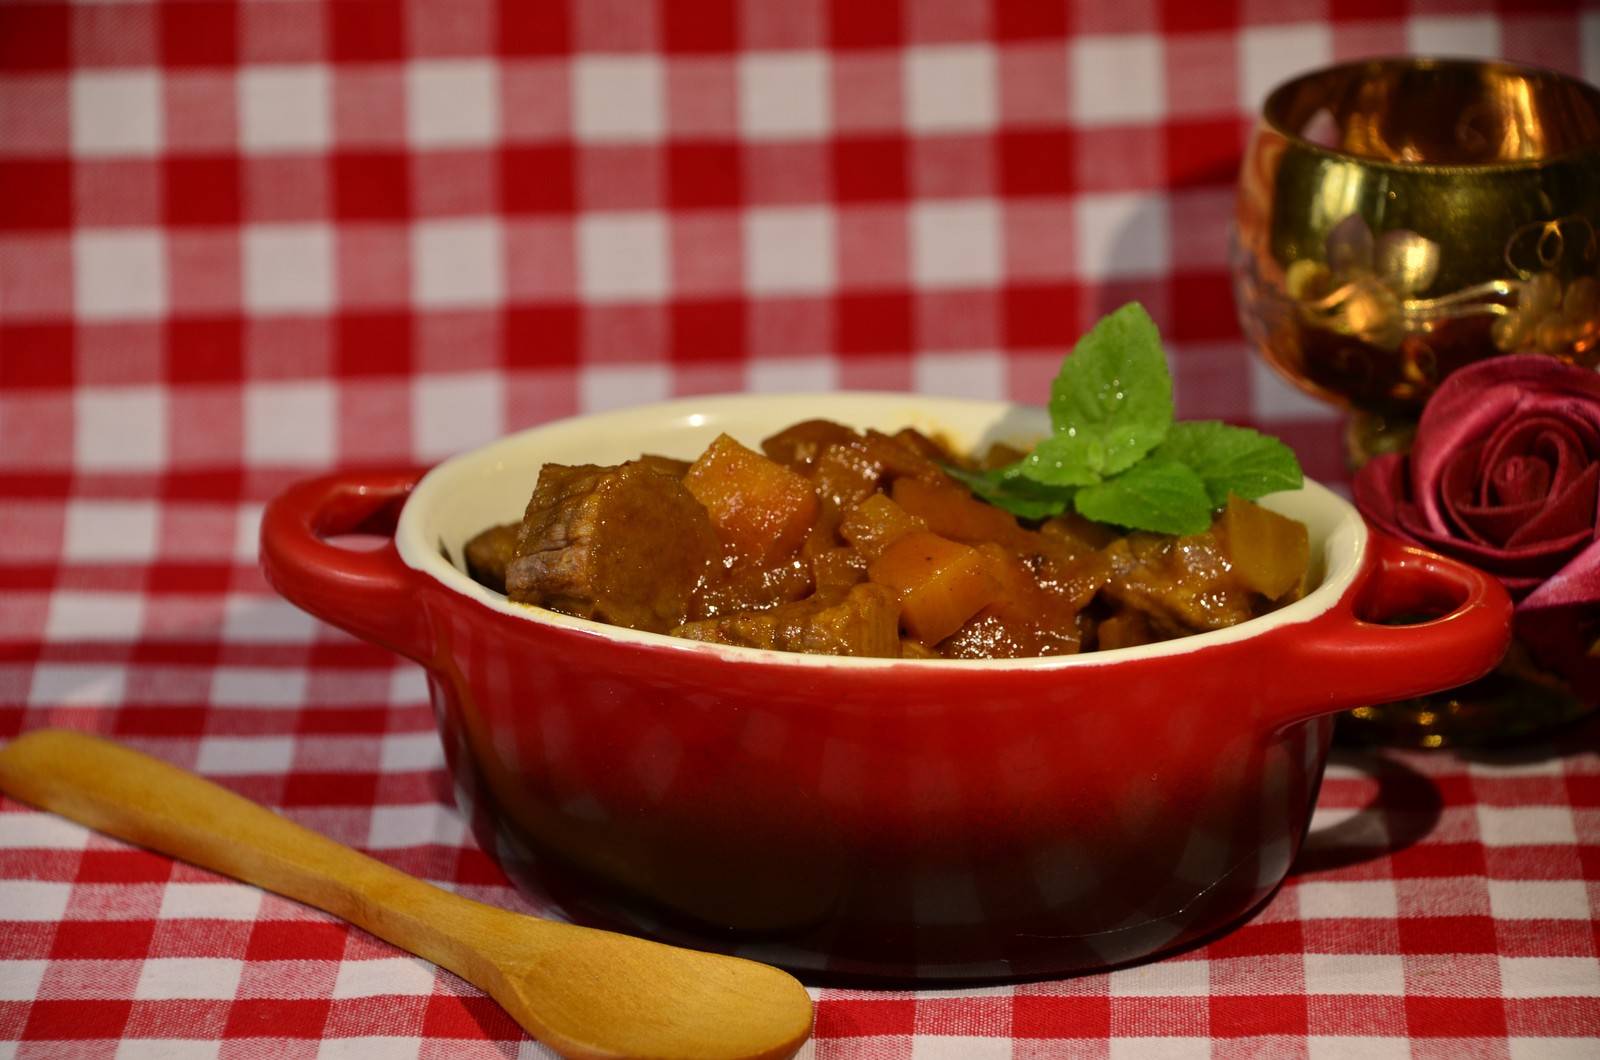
[{"xmin": 462, "ymin": 420, "xmax": 1310, "ymax": 660}]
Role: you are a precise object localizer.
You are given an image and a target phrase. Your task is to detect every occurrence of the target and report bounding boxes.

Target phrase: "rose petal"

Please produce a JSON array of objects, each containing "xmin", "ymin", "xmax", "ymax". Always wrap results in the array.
[
  {"xmin": 1522, "ymin": 538, "xmax": 1600, "ymax": 611},
  {"xmin": 1505, "ymin": 462, "xmax": 1598, "ymax": 549},
  {"xmin": 1480, "ymin": 413, "xmax": 1595, "ymax": 505},
  {"xmin": 1439, "ymin": 440, "xmax": 1505, "ymax": 546},
  {"xmin": 1516, "ymin": 539, "xmax": 1600, "ymax": 704},
  {"xmin": 1490, "ymin": 455, "xmax": 1551, "ymax": 506},
  {"xmin": 1439, "ymin": 440, "xmax": 1546, "ymax": 547},
  {"xmin": 1452, "ymin": 443, "xmax": 1595, "ymax": 549},
  {"xmin": 1454, "ymin": 497, "xmax": 1547, "ymax": 547}
]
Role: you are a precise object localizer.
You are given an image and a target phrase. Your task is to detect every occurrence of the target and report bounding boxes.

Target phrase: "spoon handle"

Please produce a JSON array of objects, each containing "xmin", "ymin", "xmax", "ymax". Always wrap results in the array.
[{"xmin": 0, "ymin": 728, "xmax": 521, "ymax": 986}]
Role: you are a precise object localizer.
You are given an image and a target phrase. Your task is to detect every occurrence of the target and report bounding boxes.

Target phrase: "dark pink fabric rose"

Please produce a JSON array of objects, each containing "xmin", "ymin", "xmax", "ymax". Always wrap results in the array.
[{"xmin": 1354, "ymin": 355, "xmax": 1600, "ymax": 703}]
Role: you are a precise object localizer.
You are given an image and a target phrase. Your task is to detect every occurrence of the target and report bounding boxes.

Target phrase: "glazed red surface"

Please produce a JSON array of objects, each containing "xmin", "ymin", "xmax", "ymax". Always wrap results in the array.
[{"xmin": 262, "ymin": 470, "xmax": 1511, "ymax": 978}]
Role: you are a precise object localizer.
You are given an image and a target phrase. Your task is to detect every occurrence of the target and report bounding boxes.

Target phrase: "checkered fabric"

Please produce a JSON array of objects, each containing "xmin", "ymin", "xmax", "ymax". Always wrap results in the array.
[{"xmin": 2, "ymin": 0, "xmax": 1598, "ymax": 1056}]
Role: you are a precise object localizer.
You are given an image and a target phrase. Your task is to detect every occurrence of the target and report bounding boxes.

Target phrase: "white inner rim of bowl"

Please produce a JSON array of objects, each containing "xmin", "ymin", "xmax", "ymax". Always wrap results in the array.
[{"xmin": 396, "ymin": 393, "xmax": 1367, "ymax": 669}]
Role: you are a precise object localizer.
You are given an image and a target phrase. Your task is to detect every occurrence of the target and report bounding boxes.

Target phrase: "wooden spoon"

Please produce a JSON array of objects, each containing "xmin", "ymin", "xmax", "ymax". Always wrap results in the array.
[{"xmin": 0, "ymin": 729, "xmax": 814, "ymax": 1060}]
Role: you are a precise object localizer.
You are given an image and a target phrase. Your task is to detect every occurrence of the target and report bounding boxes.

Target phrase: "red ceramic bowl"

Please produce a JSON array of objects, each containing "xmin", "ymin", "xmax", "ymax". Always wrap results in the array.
[{"xmin": 261, "ymin": 394, "xmax": 1511, "ymax": 981}]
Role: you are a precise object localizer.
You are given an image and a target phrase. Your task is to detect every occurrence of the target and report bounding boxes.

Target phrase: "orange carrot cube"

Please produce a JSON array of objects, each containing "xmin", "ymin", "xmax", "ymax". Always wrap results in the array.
[
  {"xmin": 684, "ymin": 433, "xmax": 820, "ymax": 564},
  {"xmin": 892, "ymin": 476, "xmax": 1024, "ymax": 546},
  {"xmin": 868, "ymin": 530, "xmax": 1002, "ymax": 644}
]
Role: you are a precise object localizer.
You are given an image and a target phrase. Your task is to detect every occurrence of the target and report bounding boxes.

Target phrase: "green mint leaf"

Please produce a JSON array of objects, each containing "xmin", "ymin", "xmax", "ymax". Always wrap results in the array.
[
  {"xmin": 1073, "ymin": 457, "xmax": 1213, "ymax": 535},
  {"xmin": 1045, "ymin": 302, "xmax": 1174, "ymax": 480},
  {"xmin": 943, "ymin": 463, "xmax": 1074, "ymax": 520},
  {"xmin": 1019, "ymin": 433, "xmax": 1103, "ymax": 487},
  {"xmin": 1155, "ymin": 421, "xmax": 1303, "ymax": 506}
]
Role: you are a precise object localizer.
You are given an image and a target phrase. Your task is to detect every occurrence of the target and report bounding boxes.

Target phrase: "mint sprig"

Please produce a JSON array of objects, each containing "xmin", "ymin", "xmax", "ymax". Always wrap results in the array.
[{"xmin": 956, "ymin": 303, "xmax": 1302, "ymax": 533}]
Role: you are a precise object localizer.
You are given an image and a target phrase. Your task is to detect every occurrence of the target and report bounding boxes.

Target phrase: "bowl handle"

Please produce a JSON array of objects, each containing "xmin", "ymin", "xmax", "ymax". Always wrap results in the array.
[
  {"xmin": 1265, "ymin": 531, "xmax": 1513, "ymax": 729},
  {"xmin": 259, "ymin": 469, "xmax": 431, "ymax": 663}
]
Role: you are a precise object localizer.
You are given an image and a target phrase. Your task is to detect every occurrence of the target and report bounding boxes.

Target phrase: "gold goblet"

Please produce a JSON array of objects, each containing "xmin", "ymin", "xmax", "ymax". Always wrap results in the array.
[
  {"xmin": 1232, "ymin": 58, "xmax": 1600, "ymax": 747},
  {"xmin": 1234, "ymin": 57, "xmax": 1600, "ymax": 429}
]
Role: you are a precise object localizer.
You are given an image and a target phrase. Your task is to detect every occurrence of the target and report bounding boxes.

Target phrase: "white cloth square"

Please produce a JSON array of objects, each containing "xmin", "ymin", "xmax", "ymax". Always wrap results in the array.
[
  {"xmin": 158, "ymin": 883, "xmax": 264, "ymax": 921},
  {"xmin": 1075, "ymin": 191, "xmax": 1169, "ymax": 279},
  {"xmin": 745, "ymin": 206, "xmax": 836, "ymax": 294},
  {"xmin": 1486, "ymin": 879, "xmax": 1592, "ymax": 920},
  {"xmin": 912, "ymin": 199, "xmax": 1001, "ymax": 287},
  {"xmin": 1072, "ymin": 35, "xmax": 1165, "ymax": 125},
  {"xmin": 1296, "ymin": 880, "xmax": 1399, "ymax": 920},
  {"xmin": 912, "ymin": 352, "xmax": 1005, "ymax": 400},
  {"xmin": 574, "ymin": 55, "xmax": 664, "ymax": 141},
  {"xmin": 738, "ymin": 52, "xmax": 829, "ymax": 139},
  {"xmin": 408, "ymin": 59, "xmax": 498, "ymax": 146},
  {"xmin": 74, "ymin": 387, "xmax": 167, "ymax": 470},
  {"xmin": 74, "ymin": 230, "xmax": 167, "ymax": 320},
  {"xmin": 1306, "ymin": 1040, "xmax": 1412, "ymax": 1060},
  {"xmin": 196, "ymin": 736, "xmax": 295, "ymax": 776},
  {"xmin": 45, "ymin": 591, "xmax": 145, "ymax": 642},
  {"xmin": 1499, "ymin": 957, "xmax": 1600, "ymax": 998},
  {"xmin": 0, "ymin": 961, "xmax": 47, "ymax": 1002},
  {"xmin": 413, "ymin": 372, "xmax": 505, "ymax": 459},
  {"xmin": 210, "ymin": 665, "xmax": 310, "ymax": 708},
  {"xmin": 1303, "ymin": 953, "xmax": 1406, "ymax": 995},
  {"xmin": 332, "ymin": 957, "xmax": 438, "ymax": 998},
  {"xmin": 747, "ymin": 357, "xmax": 838, "ymax": 394},
  {"xmin": 28, "ymin": 664, "xmax": 128, "ymax": 707},
  {"xmin": 1477, "ymin": 806, "xmax": 1578, "ymax": 846},
  {"xmin": 1240, "ymin": 24, "xmax": 1332, "ymax": 111},
  {"xmin": 906, "ymin": 45, "xmax": 997, "ymax": 132},
  {"xmin": 72, "ymin": 70, "xmax": 162, "ymax": 155},
  {"xmin": 0, "ymin": 881, "xmax": 71, "ymax": 921},
  {"xmin": 244, "ymin": 381, "xmax": 335, "ymax": 464},
  {"xmin": 578, "ymin": 212, "xmax": 668, "ymax": 301},
  {"xmin": 579, "ymin": 363, "xmax": 671, "ymax": 413},
  {"xmin": 134, "ymin": 958, "xmax": 245, "ymax": 1001},
  {"xmin": 64, "ymin": 500, "xmax": 160, "ymax": 562},
  {"xmin": 1407, "ymin": 16, "xmax": 1501, "ymax": 56},
  {"xmin": 413, "ymin": 219, "xmax": 504, "ymax": 307},
  {"xmin": 239, "ymin": 65, "xmax": 330, "ymax": 152},
  {"xmin": 243, "ymin": 224, "xmax": 334, "ymax": 313}
]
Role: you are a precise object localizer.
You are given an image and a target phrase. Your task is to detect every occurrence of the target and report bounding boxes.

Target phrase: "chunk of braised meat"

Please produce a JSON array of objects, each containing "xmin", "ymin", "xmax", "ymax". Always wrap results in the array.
[
  {"xmin": 1094, "ymin": 608, "xmax": 1156, "ymax": 651},
  {"xmin": 1039, "ymin": 510, "xmax": 1120, "ymax": 553},
  {"xmin": 940, "ymin": 611, "xmax": 1083, "ymax": 658},
  {"xmin": 838, "ymin": 493, "xmax": 926, "ymax": 561},
  {"xmin": 890, "ymin": 427, "xmax": 966, "ymax": 468},
  {"xmin": 1100, "ymin": 529, "xmax": 1255, "ymax": 636},
  {"xmin": 672, "ymin": 583, "xmax": 901, "ymax": 658},
  {"xmin": 979, "ymin": 442, "xmax": 1027, "ymax": 470},
  {"xmin": 811, "ymin": 430, "xmax": 947, "ymax": 509},
  {"xmin": 689, "ymin": 556, "xmax": 815, "ymax": 620},
  {"xmin": 637, "ymin": 453, "xmax": 691, "ymax": 478},
  {"xmin": 462, "ymin": 522, "xmax": 520, "ymax": 594},
  {"xmin": 811, "ymin": 546, "xmax": 867, "ymax": 597},
  {"xmin": 760, "ymin": 419, "xmax": 860, "ymax": 475},
  {"xmin": 505, "ymin": 461, "xmax": 718, "ymax": 633}
]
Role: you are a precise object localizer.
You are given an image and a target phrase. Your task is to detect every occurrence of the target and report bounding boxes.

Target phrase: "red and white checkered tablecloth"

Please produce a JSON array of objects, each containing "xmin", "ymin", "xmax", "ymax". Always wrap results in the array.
[{"xmin": 3, "ymin": 1, "xmax": 1599, "ymax": 1056}]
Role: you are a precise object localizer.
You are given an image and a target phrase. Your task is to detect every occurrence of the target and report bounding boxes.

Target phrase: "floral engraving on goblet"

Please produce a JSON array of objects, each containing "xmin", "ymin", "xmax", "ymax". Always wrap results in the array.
[
  {"xmin": 1285, "ymin": 213, "xmax": 1600, "ymax": 367},
  {"xmin": 1492, "ymin": 215, "xmax": 1600, "ymax": 358}
]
